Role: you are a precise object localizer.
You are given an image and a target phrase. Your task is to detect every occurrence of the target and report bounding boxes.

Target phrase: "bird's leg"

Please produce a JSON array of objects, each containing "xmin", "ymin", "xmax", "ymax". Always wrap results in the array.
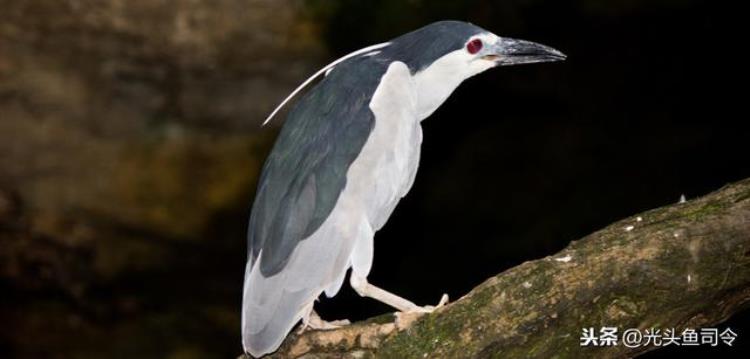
[
  {"xmin": 349, "ymin": 274, "xmax": 449, "ymax": 313},
  {"xmin": 298, "ymin": 303, "xmax": 350, "ymax": 333}
]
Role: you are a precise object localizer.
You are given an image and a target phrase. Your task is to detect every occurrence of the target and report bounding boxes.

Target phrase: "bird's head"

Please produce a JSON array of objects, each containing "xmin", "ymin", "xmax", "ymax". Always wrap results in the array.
[
  {"xmin": 392, "ymin": 21, "xmax": 565, "ymax": 77},
  {"xmin": 387, "ymin": 21, "xmax": 566, "ymax": 119}
]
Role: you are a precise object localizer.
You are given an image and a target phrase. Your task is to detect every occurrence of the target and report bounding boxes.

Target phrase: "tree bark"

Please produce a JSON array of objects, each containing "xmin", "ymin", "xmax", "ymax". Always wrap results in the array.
[{"xmin": 243, "ymin": 178, "xmax": 750, "ymax": 358}]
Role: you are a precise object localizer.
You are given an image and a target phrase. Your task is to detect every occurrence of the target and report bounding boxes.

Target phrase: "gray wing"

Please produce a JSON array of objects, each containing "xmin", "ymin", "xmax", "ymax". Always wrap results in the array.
[{"xmin": 247, "ymin": 57, "xmax": 386, "ymax": 277}]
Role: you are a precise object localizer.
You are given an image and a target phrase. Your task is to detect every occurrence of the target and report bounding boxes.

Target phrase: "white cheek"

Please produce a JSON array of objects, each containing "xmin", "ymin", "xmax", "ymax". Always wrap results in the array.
[
  {"xmin": 465, "ymin": 33, "xmax": 500, "ymax": 77},
  {"xmin": 412, "ymin": 50, "xmax": 472, "ymax": 119}
]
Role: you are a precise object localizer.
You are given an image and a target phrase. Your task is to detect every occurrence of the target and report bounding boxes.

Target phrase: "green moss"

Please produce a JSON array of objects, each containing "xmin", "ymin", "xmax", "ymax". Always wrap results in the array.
[
  {"xmin": 662, "ymin": 200, "xmax": 725, "ymax": 224},
  {"xmin": 362, "ymin": 313, "xmax": 396, "ymax": 325}
]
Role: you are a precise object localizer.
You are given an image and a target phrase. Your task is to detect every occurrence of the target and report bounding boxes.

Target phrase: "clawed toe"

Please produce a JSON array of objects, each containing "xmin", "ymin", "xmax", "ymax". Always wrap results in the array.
[
  {"xmin": 394, "ymin": 293, "xmax": 450, "ymax": 329},
  {"xmin": 415, "ymin": 293, "xmax": 450, "ymax": 313},
  {"xmin": 299, "ymin": 310, "xmax": 351, "ymax": 333},
  {"xmin": 436, "ymin": 293, "xmax": 449, "ymax": 308},
  {"xmin": 326, "ymin": 319, "xmax": 351, "ymax": 326}
]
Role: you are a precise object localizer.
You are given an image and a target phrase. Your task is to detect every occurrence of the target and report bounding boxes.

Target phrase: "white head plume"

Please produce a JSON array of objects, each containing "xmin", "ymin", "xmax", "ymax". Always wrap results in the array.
[{"xmin": 261, "ymin": 42, "xmax": 391, "ymax": 126}]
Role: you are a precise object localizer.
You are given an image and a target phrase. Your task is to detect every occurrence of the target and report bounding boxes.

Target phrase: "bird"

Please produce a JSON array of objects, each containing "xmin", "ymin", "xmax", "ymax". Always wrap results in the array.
[{"xmin": 242, "ymin": 20, "xmax": 565, "ymax": 357}]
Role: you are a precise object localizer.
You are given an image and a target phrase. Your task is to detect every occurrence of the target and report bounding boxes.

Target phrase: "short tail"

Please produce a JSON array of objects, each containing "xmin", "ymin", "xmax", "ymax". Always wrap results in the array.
[
  {"xmin": 241, "ymin": 259, "xmax": 315, "ymax": 357},
  {"xmin": 241, "ymin": 215, "xmax": 366, "ymax": 356}
]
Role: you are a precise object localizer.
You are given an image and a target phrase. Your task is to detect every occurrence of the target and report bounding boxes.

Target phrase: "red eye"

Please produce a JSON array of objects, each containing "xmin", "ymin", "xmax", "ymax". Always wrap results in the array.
[{"xmin": 466, "ymin": 39, "xmax": 483, "ymax": 54}]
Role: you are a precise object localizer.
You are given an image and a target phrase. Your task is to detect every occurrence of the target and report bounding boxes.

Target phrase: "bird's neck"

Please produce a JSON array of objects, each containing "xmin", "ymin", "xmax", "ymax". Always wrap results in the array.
[
  {"xmin": 411, "ymin": 49, "xmax": 495, "ymax": 120},
  {"xmin": 413, "ymin": 57, "xmax": 467, "ymax": 120}
]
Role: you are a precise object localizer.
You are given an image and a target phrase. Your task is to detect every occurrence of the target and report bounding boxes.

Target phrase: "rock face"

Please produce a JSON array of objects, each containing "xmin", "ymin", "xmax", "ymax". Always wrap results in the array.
[{"xmin": 0, "ymin": 1, "xmax": 324, "ymax": 357}]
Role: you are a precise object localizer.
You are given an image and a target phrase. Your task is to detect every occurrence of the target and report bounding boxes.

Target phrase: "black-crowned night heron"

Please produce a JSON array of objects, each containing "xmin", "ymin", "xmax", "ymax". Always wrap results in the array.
[{"xmin": 242, "ymin": 20, "xmax": 565, "ymax": 356}]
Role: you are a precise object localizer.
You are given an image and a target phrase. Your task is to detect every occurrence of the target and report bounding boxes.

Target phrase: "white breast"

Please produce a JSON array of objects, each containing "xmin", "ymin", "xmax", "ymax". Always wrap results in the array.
[{"xmin": 343, "ymin": 61, "xmax": 423, "ymax": 278}]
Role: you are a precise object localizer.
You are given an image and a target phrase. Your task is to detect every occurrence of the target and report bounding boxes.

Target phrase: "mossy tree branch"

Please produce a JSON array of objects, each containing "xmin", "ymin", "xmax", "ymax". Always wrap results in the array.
[{"xmin": 243, "ymin": 178, "xmax": 750, "ymax": 358}]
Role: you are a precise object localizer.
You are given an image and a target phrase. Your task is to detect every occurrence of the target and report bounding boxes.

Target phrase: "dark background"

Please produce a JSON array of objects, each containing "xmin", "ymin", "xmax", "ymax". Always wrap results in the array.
[{"xmin": 1, "ymin": 0, "xmax": 747, "ymax": 358}]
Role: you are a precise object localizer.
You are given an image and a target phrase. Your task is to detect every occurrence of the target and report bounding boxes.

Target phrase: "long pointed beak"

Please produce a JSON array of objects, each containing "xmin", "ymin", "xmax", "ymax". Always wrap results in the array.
[{"xmin": 483, "ymin": 37, "xmax": 566, "ymax": 66}]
